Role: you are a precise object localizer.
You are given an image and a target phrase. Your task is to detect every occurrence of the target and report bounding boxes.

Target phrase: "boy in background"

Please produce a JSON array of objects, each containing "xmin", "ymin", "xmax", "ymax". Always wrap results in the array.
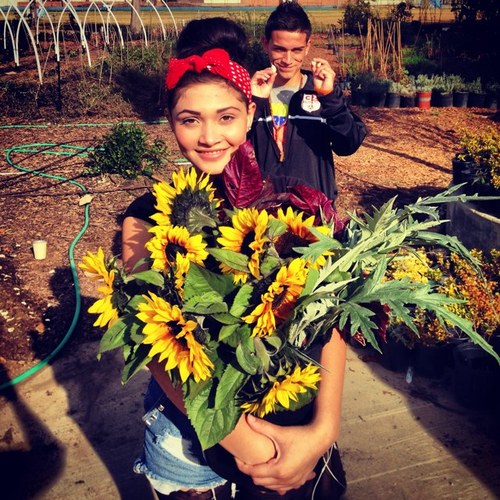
[{"xmin": 250, "ymin": 1, "xmax": 367, "ymax": 203}]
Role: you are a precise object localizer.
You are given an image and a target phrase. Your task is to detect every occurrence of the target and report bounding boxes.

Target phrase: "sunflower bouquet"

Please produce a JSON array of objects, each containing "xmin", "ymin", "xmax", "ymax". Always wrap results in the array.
[{"xmin": 80, "ymin": 143, "xmax": 499, "ymax": 450}]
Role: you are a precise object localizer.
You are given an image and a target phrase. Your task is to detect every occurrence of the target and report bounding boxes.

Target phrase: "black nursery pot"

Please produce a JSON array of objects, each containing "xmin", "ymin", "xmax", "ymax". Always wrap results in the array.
[
  {"xmin": 385, "ymin": 92, "xmax": 401, "ymax": 108},
  {"xmin": 435, "ymin": 91, "xmax": 453, "ymax": 108},
  {"xmin": 451, "ymin": 156, "xmax": 475, "ymax": 185},
  {"xmin": 413, "ymin": 343, "xmax": 447, "ymax": 378},
  {"xmin": 369, "ymin": 91, "xmax": 387, "ymax": 107},
  {"xmin": 400, "ymin": 95, "xmax": 416, "ymax": 108},
  {"xmin": 468, "ymin": 92, "xmax": 487, "ymax": 108},
  {"xmin": 453, "ymin": 91, "xmax": 469, "ymax": 108},
  {"xmin": 351, "ymin": 90, "xmax": 370, "ymax": 107},
  {"xmin": 452, "ymin": 341, "xmax": 500, "ymax": 409},
  {"xmin": 380, "ymin": 339, "xmax": 413, "ymax": 372},
  {"xmin": 485, "ymin": 92, "xmax": 498, "ymax": 110}
]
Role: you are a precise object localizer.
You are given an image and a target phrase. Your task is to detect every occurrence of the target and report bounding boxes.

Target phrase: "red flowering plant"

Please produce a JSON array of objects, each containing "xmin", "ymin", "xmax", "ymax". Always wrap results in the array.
[{"xmin": 80, "ymin": 142, "xmax": 500, "ymax": 450}]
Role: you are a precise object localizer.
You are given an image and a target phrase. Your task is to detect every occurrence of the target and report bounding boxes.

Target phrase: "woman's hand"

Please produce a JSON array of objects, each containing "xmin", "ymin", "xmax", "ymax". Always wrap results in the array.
[
  {"xmin": 311, "ymin": 58, "xmax": 335, "ymax": 95},
  {"xmin": 235, "ymin": 415, "xmax": 324, "ymax": 494},
  {"xmin": 251, "ymin": 66, "xmax": 277, "ymax": 99}
]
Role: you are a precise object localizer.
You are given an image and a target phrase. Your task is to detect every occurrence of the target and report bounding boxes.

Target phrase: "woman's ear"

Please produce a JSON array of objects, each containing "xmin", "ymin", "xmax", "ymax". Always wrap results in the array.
[{"xmin": 246, "ymin": 102, "xmax": 256, "ymax": 131}]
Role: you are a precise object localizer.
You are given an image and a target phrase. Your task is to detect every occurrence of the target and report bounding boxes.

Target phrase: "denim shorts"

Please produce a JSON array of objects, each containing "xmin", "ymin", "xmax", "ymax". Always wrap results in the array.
[{"xmin": 133, "ymin": 378, "xmax": 227, "ymax": 495}]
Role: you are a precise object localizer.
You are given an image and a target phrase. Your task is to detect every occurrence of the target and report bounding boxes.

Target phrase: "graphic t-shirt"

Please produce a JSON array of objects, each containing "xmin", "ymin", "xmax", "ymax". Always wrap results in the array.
[{"xmin": 270, "ymin": 80, "xmax": 302, "ymax": 161}]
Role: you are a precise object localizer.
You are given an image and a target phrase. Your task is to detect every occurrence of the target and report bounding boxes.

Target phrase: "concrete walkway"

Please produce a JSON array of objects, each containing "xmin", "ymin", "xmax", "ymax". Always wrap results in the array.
[{"xmin": 1, "ymin": 342, "xmax": 499, "ymax": 499}]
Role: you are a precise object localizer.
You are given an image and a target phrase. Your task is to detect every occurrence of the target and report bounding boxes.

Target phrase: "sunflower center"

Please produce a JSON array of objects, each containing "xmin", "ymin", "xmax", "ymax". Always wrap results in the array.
[
  {"xmin": 272, "ymin": 288, "xmax": 287, "ymax": 311},
  {"xmin": 169, "ymin": 321, "xmax": 187, "ymax": 344},
  {"xmin": 165, "ymin": 243, "xmax": 187, "ymax": 263},
  {"xmin": 275, "ymin": 233, "xmax": 308, "ymax": 259},
  {"xmin": 241, "ymin": 230, "xmax": 257, "ymax": 257},
  {"xmin": 171, "ymin": 191, "xmax": 212, "ymax": 227}
]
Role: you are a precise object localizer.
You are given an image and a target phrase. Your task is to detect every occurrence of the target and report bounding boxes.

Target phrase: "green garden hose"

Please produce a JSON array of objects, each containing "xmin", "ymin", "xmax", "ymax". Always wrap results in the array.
[
  {"xmin": 0, "ymin": 143, "xmax": 91, "ymax": 391},
  {"xmin": 0, "ymin": 120, "xmax": 172, "ymax": 391}
]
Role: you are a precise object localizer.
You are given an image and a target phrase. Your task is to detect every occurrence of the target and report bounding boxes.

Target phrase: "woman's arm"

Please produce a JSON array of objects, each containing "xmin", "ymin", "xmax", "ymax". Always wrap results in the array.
[
  {"xmin": 236, "ymin": 328, "xmax": 347, "ymax": 494},
  {"xmin": 123, "ymin": 215, "xmax": 276, "ymax": 465}
]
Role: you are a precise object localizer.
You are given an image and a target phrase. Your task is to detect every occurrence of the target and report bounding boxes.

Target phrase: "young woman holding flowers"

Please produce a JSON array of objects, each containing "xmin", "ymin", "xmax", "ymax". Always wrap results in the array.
[{"xmin": 122, "ymin": 18, "xmax": 347, "ymax": 500}]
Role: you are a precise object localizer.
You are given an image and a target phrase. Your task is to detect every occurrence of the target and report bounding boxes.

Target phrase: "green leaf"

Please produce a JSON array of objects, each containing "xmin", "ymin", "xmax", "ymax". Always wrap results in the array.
[
  {"xmin": 236, "ymin": 337, "xmax": 260, "ymax": 374},
  {"xmin": 183, "ymin": 291, "xmax": 228, "ymax": 314},
  {"xmin": 260, "ymin": 254, "xmax": 281, "ymax": 276},
  {"xmin": 121, "ymin": 343, "xmax": 151, "ymax": 383},
  {"xmin": 208, "ymin": 248, "xmax": 249, "ymax": 272},
  {"xmin": 214, "ymin": 364, "xmax": 248, "ymax": 408},
  {"xmin": 254, "ymin": 337, "xmax": 271, "ymax": 372},
  {"xmin": 130, "ymin": 269, "xmax": 165, "ymax": 287},
  {"xmin": 184, "ymin": 383, "xmax": 241, "ymax": 450},
  {"xmin": 183, "ymin": 264, "xmax": 236, "ymax": 302},
  {"xmin": 98, "ymin": 316, "xmax": 131, "ymax": 353},
  {"xmin": 230, "ymin": 284, "xmax": 253, "ymax": 317}
]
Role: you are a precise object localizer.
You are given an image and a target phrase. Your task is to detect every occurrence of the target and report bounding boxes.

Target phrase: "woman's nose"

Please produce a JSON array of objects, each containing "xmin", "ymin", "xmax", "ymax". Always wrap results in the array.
[{"xmin": 199, "ymin": 123, "xmax": 220, "ymax": 146}]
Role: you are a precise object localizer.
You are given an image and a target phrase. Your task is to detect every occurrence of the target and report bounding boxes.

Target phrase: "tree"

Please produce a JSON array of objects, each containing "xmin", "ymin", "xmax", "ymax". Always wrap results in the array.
[{"xmin": 130, "ymin": 0, "xmax": 142, "ymax": 35}]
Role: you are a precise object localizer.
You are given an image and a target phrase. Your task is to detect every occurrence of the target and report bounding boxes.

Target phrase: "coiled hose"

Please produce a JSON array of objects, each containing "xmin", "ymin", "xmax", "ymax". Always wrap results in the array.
[{"xmin": 0, "ymin": 143, "xmax": 91, "ymax": 390}]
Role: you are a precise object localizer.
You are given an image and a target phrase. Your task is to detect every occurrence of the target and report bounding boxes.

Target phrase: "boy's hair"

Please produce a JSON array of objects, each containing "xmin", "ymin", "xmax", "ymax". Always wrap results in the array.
[
  {"xmin": 264, "ymin": 1, "xmax": 312, "ymax": 41},
  {"xmin": 175, "ymin": 17, "xmax": 248, "ymax": 65}
]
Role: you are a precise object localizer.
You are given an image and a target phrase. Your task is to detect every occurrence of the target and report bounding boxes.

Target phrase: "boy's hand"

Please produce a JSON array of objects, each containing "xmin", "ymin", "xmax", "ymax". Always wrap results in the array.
[
  {"xmin": 311, "ymin": 58, "xmax": 335, "ymax": 95},
  {"xmin": 251, "ymin": 65, "xmax": 277, "ymax": 98}
]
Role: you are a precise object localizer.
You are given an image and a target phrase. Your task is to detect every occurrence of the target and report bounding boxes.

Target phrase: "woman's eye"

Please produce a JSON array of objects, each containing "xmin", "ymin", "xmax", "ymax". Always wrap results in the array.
[
  {"xmin": 181, "ymin": 117, "xmax": 198, "ymax": 125},
  {"xmin": 220, "ymin": 115, "xmax": 235, "ymax": 122}
]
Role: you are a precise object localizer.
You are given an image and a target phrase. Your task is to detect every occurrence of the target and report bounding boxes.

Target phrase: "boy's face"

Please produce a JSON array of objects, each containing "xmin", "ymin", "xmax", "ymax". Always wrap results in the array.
[{"xmin": 262, "ymin": 30, "xmax": 310, "ymax": 86}]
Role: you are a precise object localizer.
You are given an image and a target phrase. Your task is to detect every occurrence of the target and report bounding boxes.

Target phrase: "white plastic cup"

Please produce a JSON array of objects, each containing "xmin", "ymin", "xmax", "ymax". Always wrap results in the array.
[{"xmin": 33, "ymin": 240, "xmax": 47, "ymax": 260}]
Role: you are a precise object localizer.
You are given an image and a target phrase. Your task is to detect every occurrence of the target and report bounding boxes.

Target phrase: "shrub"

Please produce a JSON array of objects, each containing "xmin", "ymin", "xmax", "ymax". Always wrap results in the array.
[
  {"xmin": 386, "ymin": 248, "xmax": 500, "ymax": 347},
  {"xmin": 457, "ymin": 127, "xmax": 500, "ymax": 189},
  {"xmin": 341, "ymin": 0, "xmax": 375, "ymax": 35},
  {"xmin": 85, "ymin": 122, "xmax": 167, "ymax": 179}
]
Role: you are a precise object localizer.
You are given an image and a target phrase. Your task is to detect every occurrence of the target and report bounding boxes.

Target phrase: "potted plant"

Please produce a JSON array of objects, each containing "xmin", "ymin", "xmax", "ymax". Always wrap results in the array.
[
  {"xmin": 384, "ymin": 248, "xmax": 500, "ymax": 381},
  {"xmin": 484, "ymin": 81, "xmax": 499, "ymax": 110},
  {"xmin": 350, "ymin": 71, "xmax": 375, "ymax": 107},
  {"xmin": 400, "ymin": 76, "xmax": 416, "ymax": 108},
  {"xmin": 384, "ymin": 248, "xmax": 457, "ymax": 378},
  {"xmin": 385, "ymin": 80, "xmax": 402, "ymax": 108},
  {"xmin": 367, "ymin": 77, "xmax": 391, "ymax": 107},
  {"xmin": 452, "ymin": 75, "xmax": 469, "ymax": 107},
  {"xmin": 432, "ymin": 74, "xmax": 455, "ymax": 108},
  {"xmin": 453, "ymin": 127, "xmax": 500, "ymax": 216},
  {"xmin": 445, "ymin": 249, "xmax": 500, "ymax": 408},
  {"xmin": 415, "ymin": 74, "xmax": 434, "ymax": 109},
  {"xmin": 466, "ymin": 77, "xmax": 487, "ymax": 108}
]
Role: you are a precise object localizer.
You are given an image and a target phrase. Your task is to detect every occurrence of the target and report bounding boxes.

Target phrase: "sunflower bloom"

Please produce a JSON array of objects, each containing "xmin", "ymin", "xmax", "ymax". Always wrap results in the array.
[
  {"xmin": 218, "ymin": 208, "xmax": 269, "ymax": 283},
  {"xmin": 151, "ymin": 168, "xmax": 220, "ymax": 228},
  {"xmin": 241, "ymin": 364, "xmax": 321, "ymax": 417},
  {"xmin": 273, "ymin": 207, "xmax": 331, "ymax": 269},
  {"xmin": 243, "ymin": 258, "xmax": 308, "ymax": 337},
  {"xmin": 137, "ymin": 292, "xmax": 214, "ymax": 383},
  {"xmin": 79, "ymin": 248, "xmax": 119, "ymax": 328},
  {"xmin": 146, "ymin": 225, "xmax": 208, "ymax": 279}
]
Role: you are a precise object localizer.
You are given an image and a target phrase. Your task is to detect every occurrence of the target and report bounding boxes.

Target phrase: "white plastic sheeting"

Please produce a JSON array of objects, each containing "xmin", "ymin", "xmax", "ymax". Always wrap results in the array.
[{"xmin": 1, "ymin": 0, "xmax": 178, "ymax": 83}]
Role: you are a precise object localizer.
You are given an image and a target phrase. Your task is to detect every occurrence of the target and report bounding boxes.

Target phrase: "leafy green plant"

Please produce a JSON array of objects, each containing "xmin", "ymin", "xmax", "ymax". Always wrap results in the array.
[
  {"xmin": 386, "ymin": 248, "xmax": 500, "ymax": 347},
  {"xmin": 464, "ymin": 77, "xmax": 483, "ymax": 93},
  {"xmin": 341, "ymin": 0, "xmax": 375, "ymax": 35},
  {"xmin": 457, "ymin": 127, "xmax": 500, "ymax": 189},
  {"xmin": 85, "ymin": 122, "xmax": 167, "ymax": 179},
  {"xmin": 433, "ymin": 74, "xmax": 460, "ymax": 94},
  {"xmin": 415, "ymin": 74, "xmax": 435, "ymax": 92}
]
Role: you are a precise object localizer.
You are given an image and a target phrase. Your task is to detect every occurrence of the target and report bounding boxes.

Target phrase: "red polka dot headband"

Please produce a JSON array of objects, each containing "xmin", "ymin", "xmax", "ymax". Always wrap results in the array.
[{"xmin": 165, "ymin": 48, "xmax": 252, "ymax": 103}]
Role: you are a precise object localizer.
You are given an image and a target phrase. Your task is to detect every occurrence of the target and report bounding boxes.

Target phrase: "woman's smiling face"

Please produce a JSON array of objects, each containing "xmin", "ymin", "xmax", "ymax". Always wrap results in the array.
[{"xmin": 169, "ymin": 81, "xmax": 256, "ymax": 175}]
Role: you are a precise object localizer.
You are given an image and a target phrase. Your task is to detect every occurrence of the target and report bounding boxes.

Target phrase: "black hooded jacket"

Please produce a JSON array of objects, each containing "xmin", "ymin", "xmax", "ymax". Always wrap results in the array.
[{"xmin": 249, "ymin": 70, "xmax": 367, "ymax": 202}]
